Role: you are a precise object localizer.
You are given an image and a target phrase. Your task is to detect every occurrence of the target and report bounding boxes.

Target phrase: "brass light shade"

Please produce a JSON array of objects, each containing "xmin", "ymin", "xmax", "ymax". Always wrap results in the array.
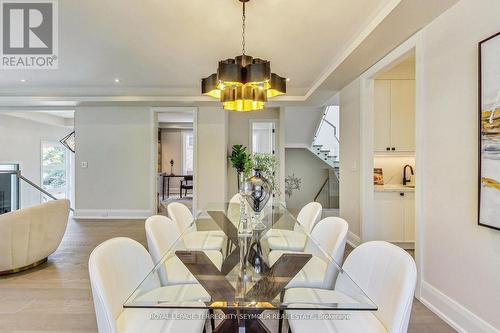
[{"xmin": 201, "ymin": 0, "xmax": 286, "ymax": 112}]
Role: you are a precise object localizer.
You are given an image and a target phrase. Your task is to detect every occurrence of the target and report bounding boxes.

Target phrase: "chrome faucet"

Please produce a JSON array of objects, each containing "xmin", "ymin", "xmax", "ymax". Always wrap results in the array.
[{"xmin": 403, "ymin": 165, "xmax": 414, "ymax": 186}]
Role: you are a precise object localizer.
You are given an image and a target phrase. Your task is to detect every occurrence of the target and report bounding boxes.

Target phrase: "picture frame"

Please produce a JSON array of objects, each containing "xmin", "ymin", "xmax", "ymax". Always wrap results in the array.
[{"xmin": 478, "ymin": 32, "xmax": 500, "ymax": 231}]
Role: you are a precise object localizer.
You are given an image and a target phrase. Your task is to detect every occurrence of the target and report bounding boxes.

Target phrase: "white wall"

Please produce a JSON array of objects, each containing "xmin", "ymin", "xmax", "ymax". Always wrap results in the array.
[
  {"xmin": 226, "ymin": 108, "xmax": 280, "ymax": 199},
  {"xmin": 284, "ymin": 148, "xmax": 329, "ymax": 213},
  {"xmin": 0, "ymin": 114, "xmax": 70, "ymax": 209},
  {"xmin": 339, "ymin": 1, "xmax": 500, "ymax": 330},
  {"xmin": 284, "ymin": 106, "xmax": 324, "ymax": 147},
  {"xmin": 196, "ymin": 107, "xmax": 228, "ymax": 212},
  {"xmin": 339, "ymin": 79, "xmax": 361, "ymax": 237},
  {"xmin": 418, "ymin": 0, "xmax": 500, "ymax": 331},
  {"xmin": 74, "ymin": 107, "xmax": 154, "ymax": 218}
]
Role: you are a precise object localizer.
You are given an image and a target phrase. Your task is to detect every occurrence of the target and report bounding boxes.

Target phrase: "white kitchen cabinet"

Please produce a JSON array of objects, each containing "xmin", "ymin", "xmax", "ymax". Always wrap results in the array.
[
  {"xmin": 374, "ymin": 80, "xmax": 391, "ymax": 152},
  {"xmin": 373, "ymin": 191, "xmax": 415, "ymax": 243},
  {"xmin": 374, "ymin": 80, "xmax": 415, "ymax": 152},
  {"xmin": 403, "ymin": 192, "xmax": 415, "ymax": 242}
]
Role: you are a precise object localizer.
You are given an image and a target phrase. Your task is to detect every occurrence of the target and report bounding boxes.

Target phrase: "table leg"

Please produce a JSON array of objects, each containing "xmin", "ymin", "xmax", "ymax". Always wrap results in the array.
[
  {"xmin": 162, "ymin": 176, "xmax": 165, "ymax": 200},
  {"xmin": 167, "ymin": 178, "xmax": 170, "ymax": 198}
]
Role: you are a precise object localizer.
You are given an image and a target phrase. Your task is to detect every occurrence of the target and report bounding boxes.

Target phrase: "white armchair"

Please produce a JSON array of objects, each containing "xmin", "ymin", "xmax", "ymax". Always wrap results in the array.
[
  {"xmin": 167, "ymin": 202, "xmax": 226, "ymax": 251},
  {"xmin": 0, "ymin": 199, "xmax": 70, "ymax": 274},
  {"xmin": 268, "ymin": 217, "xmax": 349, "ymax": 289},
  {"xmin": 266, "ymin": 202, "xmax": 322, "ymax": 251},
  {"xmin": 286, "ymin": 241, "xmax": 417, "ymax": 333},
  {"xmin": 89, "ymin": 237, "xmax": 207, "ymax": 333},
  {"xmin": 145, "ymin": 215, "xmax": 223, "ymax": 285}
]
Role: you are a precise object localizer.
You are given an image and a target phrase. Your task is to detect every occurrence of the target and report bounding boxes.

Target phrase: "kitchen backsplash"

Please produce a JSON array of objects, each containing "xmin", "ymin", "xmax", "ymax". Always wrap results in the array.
[{"xmin": 374, "ymin": 155, "xmax": 415, "ymax": 185}]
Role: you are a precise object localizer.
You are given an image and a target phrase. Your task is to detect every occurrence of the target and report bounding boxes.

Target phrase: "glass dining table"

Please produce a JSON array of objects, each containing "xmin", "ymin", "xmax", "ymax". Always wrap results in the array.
[{"xmin": 125, "ymin": 201, "xmax": 377, "ymax": 332}]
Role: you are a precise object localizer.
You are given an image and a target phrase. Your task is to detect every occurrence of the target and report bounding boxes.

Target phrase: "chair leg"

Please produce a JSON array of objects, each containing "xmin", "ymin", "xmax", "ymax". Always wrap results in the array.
[
  {"xmin": 209, "ymin": 309, "xmax": 215, "ymax": 331},
  {"xmin": 278, "ymin": 289, "xmax": 286, "ymax": 333}
]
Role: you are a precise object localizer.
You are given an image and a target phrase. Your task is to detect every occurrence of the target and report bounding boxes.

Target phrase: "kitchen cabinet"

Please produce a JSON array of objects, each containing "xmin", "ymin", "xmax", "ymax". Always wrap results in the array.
[
  {"xmin": 374, "ymin": 80, "xmax": 415, "ymax": 152},
  {"xmin": 373, "ymin": 191, "xmax": 415, "ymax": 243}
]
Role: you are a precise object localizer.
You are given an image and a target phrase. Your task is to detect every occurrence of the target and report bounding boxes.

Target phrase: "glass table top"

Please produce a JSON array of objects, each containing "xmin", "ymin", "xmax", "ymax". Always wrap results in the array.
[{"xmin": 124, "ymin": 201, "xmax": 376, "ymax": 312}]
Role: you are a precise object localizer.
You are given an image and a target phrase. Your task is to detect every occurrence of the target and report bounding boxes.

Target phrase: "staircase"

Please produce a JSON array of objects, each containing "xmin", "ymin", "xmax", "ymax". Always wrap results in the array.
[
  {"xmin": 309, "ymin": 144, "xmax": 340, "ymax": 180},
  {"xmin": 309, "ymin": 106, "xmax": 341, "ymax": 214}
]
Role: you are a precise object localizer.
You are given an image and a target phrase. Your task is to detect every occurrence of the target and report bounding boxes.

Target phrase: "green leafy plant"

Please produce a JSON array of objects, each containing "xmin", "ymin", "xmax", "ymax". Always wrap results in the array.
[
  {"xmin": 250, "ymin": 153, "xmax": 280, "ymax": 195},
  {"xmin": 229, "ymin": 145, "xmax": 252, "ymax": 190}
]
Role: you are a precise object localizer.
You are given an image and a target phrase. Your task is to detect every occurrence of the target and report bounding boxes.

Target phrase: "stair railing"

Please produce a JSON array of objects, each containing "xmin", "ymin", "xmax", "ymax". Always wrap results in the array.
[
  {"xmin": 314, "ymin": 177, "xmax": 330, "ymax": 208},
  {"xmin": 0, "ymin": 170, "xmax": 74, "ymax": 212}
]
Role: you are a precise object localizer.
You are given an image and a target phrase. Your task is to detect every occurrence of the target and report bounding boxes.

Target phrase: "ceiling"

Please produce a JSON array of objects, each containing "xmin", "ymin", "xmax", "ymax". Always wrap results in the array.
[
  {"xmin": 37, "ymin": 110, "xmax": 75, "ymax": 119},
  {"xmin": 0, "ymin": 0, "xmax": 390, "ymax": 95},
  {"xmin": 0, "ymin": 0, "xmax": 458, "ymax": 107}
]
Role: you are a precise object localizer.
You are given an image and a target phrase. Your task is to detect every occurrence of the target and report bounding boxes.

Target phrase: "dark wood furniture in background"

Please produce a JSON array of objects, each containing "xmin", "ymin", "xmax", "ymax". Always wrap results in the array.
[
  {"xmin": 180, "ymin": 175, "xmax": 193, "ymax": 198},
  {"xmin": 160, "ymin": 173, "xmax": 192, "ymax": 199}
]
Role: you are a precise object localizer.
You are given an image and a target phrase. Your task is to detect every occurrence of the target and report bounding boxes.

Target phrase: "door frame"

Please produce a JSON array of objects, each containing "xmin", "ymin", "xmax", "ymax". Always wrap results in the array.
[
  {"xmin": 359, "ymin": 31, "xmax": 425, "ymax": 298},
  {"xmin": 150, "ymin": 107, "xmax": 198, "ymax": 214}
]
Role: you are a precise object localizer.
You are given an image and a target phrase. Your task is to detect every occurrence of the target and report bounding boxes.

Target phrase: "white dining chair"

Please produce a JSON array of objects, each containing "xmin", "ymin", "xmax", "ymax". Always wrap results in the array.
[
  {"xmin": 145, "ymin": 215, "xmax": 223, "ymax": 285},
  {"xmin": 266, "ymin": 202, "xmax": 322, "ymax": 251},
  {"xmin": 286, "ymin": 241, "xmax": 417, "ymax": 333},
  {"xmin": 167, "ymin": 202, "xmax": 226, "ymax": 251},
  {"xmin": 88, "ymin": 237, "xmax": 207, "ymax": 333},
  {"xmin": 268, "ymin": 217, "xmax": 348, "ymax": 289}
]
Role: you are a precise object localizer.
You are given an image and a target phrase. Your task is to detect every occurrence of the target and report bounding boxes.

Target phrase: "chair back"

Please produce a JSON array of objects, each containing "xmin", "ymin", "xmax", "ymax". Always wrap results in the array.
[
  {"xmin": 145, "ymin": 215, "xmax": 184, "ymax": 263},
  {"xmin": 296, "ymin": 202, "xmax": 322, "ymax": 232},
  {"xmin": 305, "ymin": 217, "xmax": 348, "ymax": 288},
  {"xmin": 88, "ymin": 237, "xmax": 160, "ymax": 333},
  {"xmin": 336, "ymin": 241, "xmax": 417, "ymax": 333},
  {"xmin": 229, "ymin": 193, "xmax": 242, "ymax": 204},
  {"xmin": 308, "ymin": 217, "xmax": 348, "ymax": 264},
  {"xmin": 0, "ymin": 199, "xmax": 70, "ymax": 272},
  {"xmin": 167, "ymin": 202, "xmax": 195, "ymax": 233}
]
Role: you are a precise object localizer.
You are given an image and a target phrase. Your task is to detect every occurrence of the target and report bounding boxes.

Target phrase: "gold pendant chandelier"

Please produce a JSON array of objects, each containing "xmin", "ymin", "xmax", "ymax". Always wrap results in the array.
[{"xmin": 201, "ymin": 0, "xmax": 287, "ymax": 112}]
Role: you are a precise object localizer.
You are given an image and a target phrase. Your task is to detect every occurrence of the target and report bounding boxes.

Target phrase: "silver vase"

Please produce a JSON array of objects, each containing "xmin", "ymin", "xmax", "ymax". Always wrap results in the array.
[{"xmin": 242, "ymin": 169, "xmax": 271, "ymax": 213}]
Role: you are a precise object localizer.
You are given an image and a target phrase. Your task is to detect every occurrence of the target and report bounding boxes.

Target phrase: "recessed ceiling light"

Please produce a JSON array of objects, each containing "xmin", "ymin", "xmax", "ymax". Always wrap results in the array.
[
  {"xmin": 286, "ymin": 78, "xmax": 291, "ymax": 82},
  {"xmin": 20, "ymin": 79, "xmax": 27, "ymax": 83},
  {"xmin": 114, "ymin": 78, "xmax": 120, "ymax": 83}
]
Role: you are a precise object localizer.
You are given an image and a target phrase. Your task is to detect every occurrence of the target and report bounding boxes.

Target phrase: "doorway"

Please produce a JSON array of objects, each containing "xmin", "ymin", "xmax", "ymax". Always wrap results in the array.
[
  {"xmin": 359, "ymin": 34, "xmax": 423, "ymax": 297},
  {"xmin": 153, "ymin": 108, "xmax": 197, "ymax": 215}
]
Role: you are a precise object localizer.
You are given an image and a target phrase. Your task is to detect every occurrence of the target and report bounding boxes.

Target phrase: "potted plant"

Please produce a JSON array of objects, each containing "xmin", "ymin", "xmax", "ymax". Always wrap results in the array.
[
  {"xmin": 250, "ymin": 153, "xmax": 280, "ymax": 196},
  {"xmin": 229, "ymin": 145, "xmax": 252, "ymax": 191}
]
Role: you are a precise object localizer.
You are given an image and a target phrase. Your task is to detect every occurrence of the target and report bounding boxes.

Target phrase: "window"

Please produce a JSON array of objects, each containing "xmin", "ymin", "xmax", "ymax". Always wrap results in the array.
[
  {"xmin": 182, "ymin": 131, "xmax": 194, "ymax": 175},
  {"xmin": 41, "ymin": 142, "xmax": 70, "ymax": 201},
  {"xmin": 251, "ymin": 121, "xmax": 276, "ymax": 155}
]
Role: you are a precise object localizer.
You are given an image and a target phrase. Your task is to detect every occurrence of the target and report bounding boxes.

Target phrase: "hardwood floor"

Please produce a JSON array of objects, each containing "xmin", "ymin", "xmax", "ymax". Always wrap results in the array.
[{"xmin": 0, "ymin": 217, "xmax": 455, "ymax": 333}]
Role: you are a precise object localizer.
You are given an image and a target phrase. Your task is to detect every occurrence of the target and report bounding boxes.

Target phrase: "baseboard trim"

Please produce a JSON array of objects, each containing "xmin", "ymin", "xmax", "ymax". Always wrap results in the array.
[
  {"xmin": 420, "ymin": 281, "xmax": 499, "ymax": 333},
  {"xmin": 73, "ymin": 209, "xmax": 153, "ymax": 220},
  {"xmin": 346, "ymin": 231, "xmax": 361, "ymax": 248}
]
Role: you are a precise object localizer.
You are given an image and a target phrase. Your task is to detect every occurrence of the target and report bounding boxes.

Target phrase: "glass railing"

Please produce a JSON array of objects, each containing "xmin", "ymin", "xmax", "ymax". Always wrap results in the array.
[
  {"xmin": 311, "ymin": 106, "xmax": 340, "ymax": 210},
  {"xmin": 313, "ymin": 105, "xmax": 340, "ymax": 161},
  {"xmin": 0, "ymin": 170, "xmax": 74, "ymax": 215}
]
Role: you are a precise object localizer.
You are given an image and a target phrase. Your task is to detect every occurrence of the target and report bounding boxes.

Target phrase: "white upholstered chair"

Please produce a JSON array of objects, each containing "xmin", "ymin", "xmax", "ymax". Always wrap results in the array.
[
  {"xmin": 268, "ymin": 217, "xmax": 348, "ymax": 289},
  {"xmin": 145, "ymin": 215, "xmax": 223, "ymax": 285},
  {"xmin": 167, "ymin": 202, "xmax": 226, "ymax": 251},
  {"xmin": 286, "ymin": 241, "xmax": 417, "ymax": 333},
  {"xmin": 89, "ymin": 237, "xmax": 207, "ymax": 333},
  {"xmin": 0, "ymin": 199, "xmax": 70, "ymax": 274},
  {"xmin": 266, "ymin": 202, "xmax": 322, "ymax": 251}
]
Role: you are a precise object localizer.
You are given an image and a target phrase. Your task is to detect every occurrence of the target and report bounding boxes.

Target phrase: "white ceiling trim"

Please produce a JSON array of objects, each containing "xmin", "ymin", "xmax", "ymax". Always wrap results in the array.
[
  {"xmin": 304, "ymin": 0, "xmax": 402, "ymax": 99},
  {"xmin": 0, "ymin": 1, "xmax": 403, "ymax": 108}
]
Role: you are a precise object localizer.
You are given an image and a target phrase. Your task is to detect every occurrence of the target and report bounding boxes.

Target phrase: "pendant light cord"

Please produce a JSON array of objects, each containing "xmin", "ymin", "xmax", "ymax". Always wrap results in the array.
[{"xmin": 242, "ymin": 2, "xmax": 246, "ymax": 55}]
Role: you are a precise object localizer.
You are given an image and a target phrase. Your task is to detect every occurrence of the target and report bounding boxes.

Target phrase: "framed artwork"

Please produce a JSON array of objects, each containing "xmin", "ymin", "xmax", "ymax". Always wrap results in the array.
[
  {"xmin": 373, "ymin": 168, "xmax": 384, "ymax": 186},
  {"xmin": 478, "ymin": 32, "xmax": 500, "ymax": 231}
]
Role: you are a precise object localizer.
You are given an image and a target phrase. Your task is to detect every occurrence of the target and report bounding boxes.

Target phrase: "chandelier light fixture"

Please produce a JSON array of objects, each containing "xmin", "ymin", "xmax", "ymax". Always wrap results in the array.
[{"xmin": 201, "ymin": 0, "xmax": 287, "ymax": 112}]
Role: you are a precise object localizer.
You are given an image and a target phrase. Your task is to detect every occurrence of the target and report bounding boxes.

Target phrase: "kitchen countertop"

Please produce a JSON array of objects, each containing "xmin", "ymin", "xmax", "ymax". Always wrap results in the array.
[{"xmin": 374, "ymin": 184, "xmax": 415, "ymax": 192}]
